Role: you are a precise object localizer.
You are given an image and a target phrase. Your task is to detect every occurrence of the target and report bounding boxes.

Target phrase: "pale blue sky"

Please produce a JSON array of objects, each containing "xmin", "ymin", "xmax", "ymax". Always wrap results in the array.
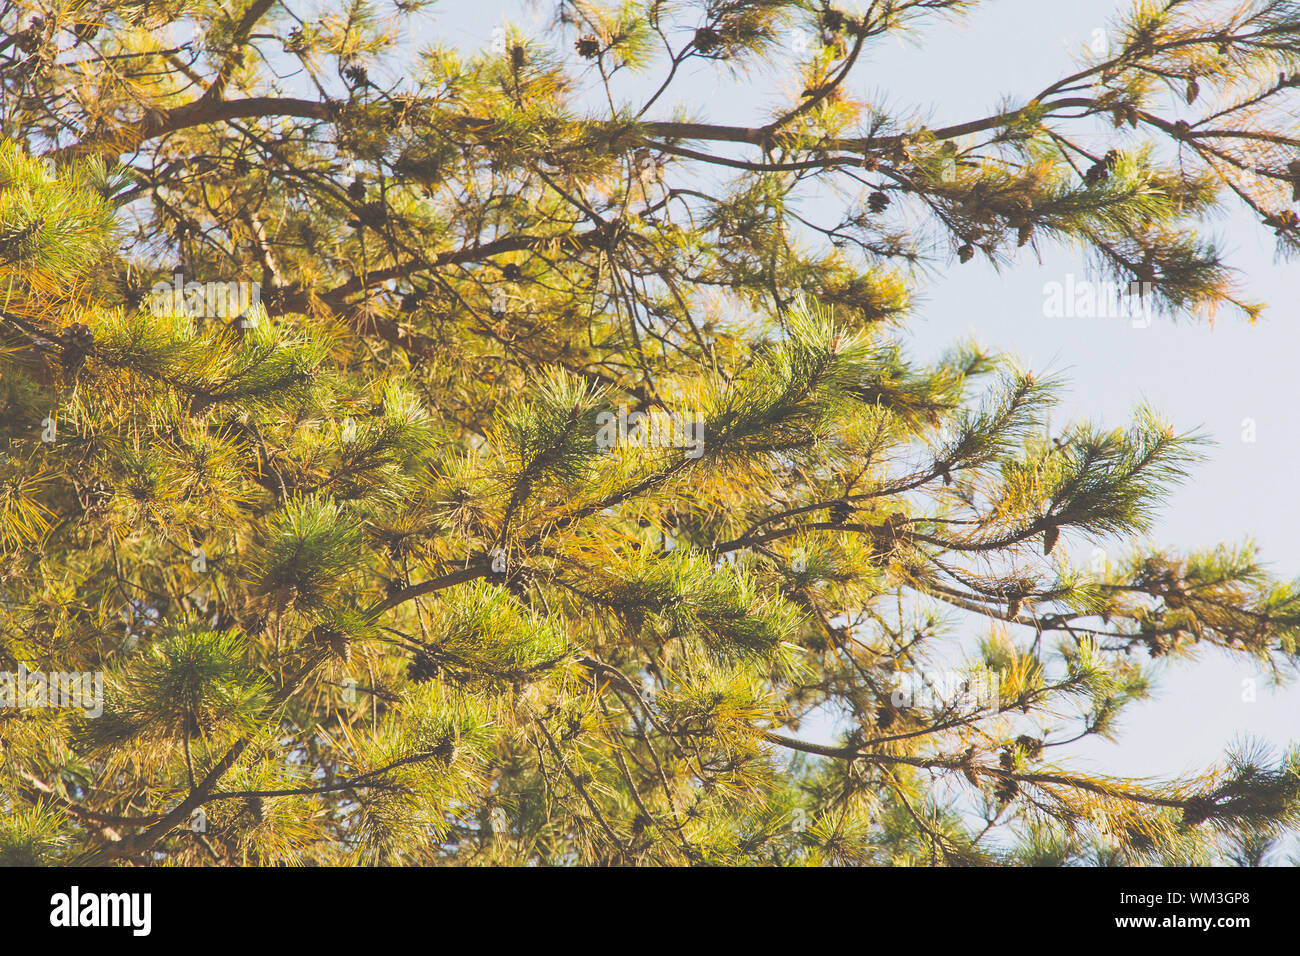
[{"xmin": 407, "ymin": 0, "xmax": 1299, "ymax": 820}]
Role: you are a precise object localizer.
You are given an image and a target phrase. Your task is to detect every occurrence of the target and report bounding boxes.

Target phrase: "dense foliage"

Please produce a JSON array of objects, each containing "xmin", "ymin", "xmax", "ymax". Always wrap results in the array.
[{"xmin": 2, "ymin": 0, "xmax": 1300, "ymax": 865}]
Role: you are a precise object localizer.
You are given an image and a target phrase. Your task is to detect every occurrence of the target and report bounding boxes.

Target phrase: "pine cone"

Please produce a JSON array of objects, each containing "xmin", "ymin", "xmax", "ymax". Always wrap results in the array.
[
  {"xmin": 562, "ymin": 716, "xmax": 582, "ymax": 740},
  {"xmin": 868, "ymin": 191, "xmax": 890, "ymax": 213},
  {"xmin": 1264, "ymin": 209, "xmax": 1299, "ymax": 235},
  {"xmin": 829, "ymin": 499, "xmax": 853, "ymax": 525},
  {"xmin": 13, "ymin": 17, "xmax": 46, "ymax": 54},
  {"xmin": 85, "ymin": 480, "xmax": 113, "ymax": 510},
  {"xmin": 72, "ymin": 19, "xmax": 100, "ymax": 43},
  {"xmin": 432, "ymin": 735, "xmax": 456, "ymax": 764},
  {"xmin": 1182, "ymin": 795, "xmax": 1215, "ymax": 826},
  {"xmin": 959, "ymin": 746, "xmax": 980, "ymax": 786},
  {"xmin": 883, "ymin": 512, "xmax": 910, "ymax": 539},
  {"xmin": 59, "ymin": 323, "xmax": 95, "ymax": 371},
  {"xmin": 1286, "ymin": 159, "xmax": 1300, "ymax": 201},
  {"xmin": 350, "ymin": 201, "xmax": 387, "ymax": 229},
  {"xmin": 0, "ymin": 218, "xmax": 42, "ymax": 264},
  {"xmin": 1084, "ymin": 149, "xmax": 1120, "ymax": 186},
  {"xmin": 867, "ymin": 513, "xmax": 909, "ymax": 563},
  {"xmin": 693, "ymin": 27, "xmax": 721, "ymax": 53},
  {"xmin": 308, "ymin": 625, "xmax": 351, "ymax": 661},
  {"xmin": 407, "ymin": 649, "xmax": 439, "ymax": 683},
  {"xmin": 821, "ymin": 9, "xmax": 846, "ymax": 33},
  {"xmin": 1015, "ymin": 735, "xmax": 1044, "ymax": 759},
  {"xmin": 504, "ymin": 571, "xmax": 530, "ymax": 602},
  {"xmin": 575, "ymin": 35, "xmax": 601, "ymax": 59},
  {"xmin": 957, "ymin": 243, "xmax": 975, "ymax": 264}
]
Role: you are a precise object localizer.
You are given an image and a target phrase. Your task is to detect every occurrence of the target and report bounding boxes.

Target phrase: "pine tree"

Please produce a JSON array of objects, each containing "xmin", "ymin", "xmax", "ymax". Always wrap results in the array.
[{"xmin": 2, "ymin": 0, "xmax": 1300, "ymax": 865}]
